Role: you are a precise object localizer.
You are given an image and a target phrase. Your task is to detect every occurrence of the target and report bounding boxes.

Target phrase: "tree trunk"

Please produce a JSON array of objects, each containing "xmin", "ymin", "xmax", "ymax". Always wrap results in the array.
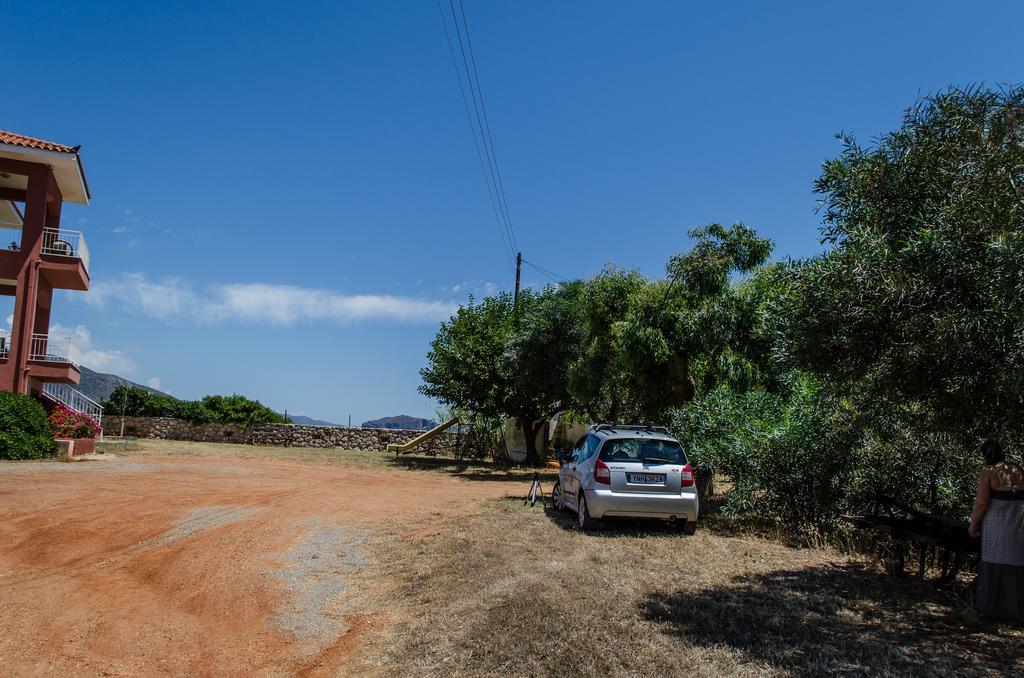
[{"xmin": 520, "ymin": 418, "xmax": 543, "ymax": 467}]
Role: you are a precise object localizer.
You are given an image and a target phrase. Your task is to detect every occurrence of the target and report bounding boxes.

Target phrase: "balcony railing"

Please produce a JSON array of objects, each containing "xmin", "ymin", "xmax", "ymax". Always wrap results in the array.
[
  {"xmin": 41, "ymin": 228, "xmax": 90, "ymax": 273},
  {"xmin": 0, "ymin": 329, "xmax": 9, "ymax": 360},
  {"xmin": 29, "ymin": 333, "xmax": 80, "ymax": 368}
]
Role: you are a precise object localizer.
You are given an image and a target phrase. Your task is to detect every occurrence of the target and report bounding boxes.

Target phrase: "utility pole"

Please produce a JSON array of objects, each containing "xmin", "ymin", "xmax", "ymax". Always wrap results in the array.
[
  {"xmin": 513, "ymin": 251, "xmax": 522, "ymax": 311},
  {"xmin": 119, "ymin": 386, "xmax": 128, "ymax": 437}
]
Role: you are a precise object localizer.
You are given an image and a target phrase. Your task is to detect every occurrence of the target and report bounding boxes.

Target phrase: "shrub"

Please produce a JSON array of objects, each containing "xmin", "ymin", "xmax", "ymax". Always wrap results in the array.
[
  {"xmin": 0, "ymin": 392, "xmax": 57, "ymax": 460},
  {"xmin": 173, "ymin": 400, "xmax": 215, "ymax": 423},
  {"xmin": 49, "ymin": 403, "xmax": 101, "ymax": 439},
  {"xmin": 670, "ymin": 372, "xmax": 862, "ymax": 529},
  {"xmin": 199, "ymin": 394, "xmax": 289, "ymax": 424}
]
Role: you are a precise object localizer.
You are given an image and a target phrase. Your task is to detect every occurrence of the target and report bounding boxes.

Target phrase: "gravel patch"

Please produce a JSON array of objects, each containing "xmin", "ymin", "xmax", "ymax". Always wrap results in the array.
[
  {"xmin": 139, "ymin": 506, "xmax": 262, "ymax": 548},
  {"xmin": 271, "ymin": 520, "xmax": 368, "ymax": 645}
]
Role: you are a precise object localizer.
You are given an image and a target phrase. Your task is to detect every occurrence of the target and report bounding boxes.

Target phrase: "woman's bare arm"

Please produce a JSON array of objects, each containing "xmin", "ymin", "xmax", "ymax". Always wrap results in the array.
[{"xmin": 969, "ymin": 469, "xmax": 992, "ymax": 538}]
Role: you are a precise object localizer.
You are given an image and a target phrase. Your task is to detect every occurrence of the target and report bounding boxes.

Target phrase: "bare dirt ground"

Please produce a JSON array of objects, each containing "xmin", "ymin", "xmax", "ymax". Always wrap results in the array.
[
  {"xmin": 0, "ymin": 440, "xmax": 523, "ymax": 676},
  {"xmin": 2, "ymin": 440, "xmax": 1021, "ymax": 677}
]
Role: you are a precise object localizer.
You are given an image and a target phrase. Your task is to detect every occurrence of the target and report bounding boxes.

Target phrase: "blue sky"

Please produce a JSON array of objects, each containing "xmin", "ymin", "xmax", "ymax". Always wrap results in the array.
[{"xmin": 4, "ymin": 1, "xmax": 1021, "ymax": 423}]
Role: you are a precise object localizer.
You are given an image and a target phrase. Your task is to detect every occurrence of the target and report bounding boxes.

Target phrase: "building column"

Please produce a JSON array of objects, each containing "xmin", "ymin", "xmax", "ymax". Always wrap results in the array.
[{"xmin": 8, "ymin": 167, "xmax": 54, "ymax": 394}]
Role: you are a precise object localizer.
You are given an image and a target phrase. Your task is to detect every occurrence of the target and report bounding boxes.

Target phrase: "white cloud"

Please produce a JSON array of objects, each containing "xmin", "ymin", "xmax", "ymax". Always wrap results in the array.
[
  {"xmin": 202, "ymin": 284, "xmax": 458, "ymax": 325},
  {"xmin": 4, "ymin": 315, "xmax": 10, "ymax": 327},
  {"xmin": 146, "ymin": 377, "xmax": 161, "ymax": 390},
  {"xmin": 82, "ymin": 274, "xmax": 459, "ymax": 326},
  {"xmin": 48, "ymin": 323, "xmax": 137, "ymax": 375},
  {"xmin": 445, "ymin": 280, "xmax": 498, "ymax": 296},
  {"xmin": 88, "ymin": 273, "xmax": 198, "ymax": 320}
]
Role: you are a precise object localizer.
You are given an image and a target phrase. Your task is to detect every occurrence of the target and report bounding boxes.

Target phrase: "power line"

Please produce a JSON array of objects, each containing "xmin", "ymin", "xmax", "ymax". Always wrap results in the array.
[
  {"xmin": 522, "ymin": 258, "xmax": 570, "ymax": 283},
  {"xmin": 446, "ymin": 0, "xmax": 516, "ymax": 255},
  {"xmin": 435, "ymin": 0, "xmax": 514, "ymax": 263},
  {"xmin": 457, "ymin": 0, "xmax": 517, "ymax": 254},
  {"xmin": 446, "ymin": 0, "xmax": 512, "ymax": 255},
  {"xmin": 435, "ymin": 2, "xmax": 567, "ymax": 288}
]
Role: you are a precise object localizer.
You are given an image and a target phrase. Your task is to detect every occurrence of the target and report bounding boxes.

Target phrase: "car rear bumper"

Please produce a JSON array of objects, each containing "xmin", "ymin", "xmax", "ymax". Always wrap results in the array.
[{"xmin": 586, "ymin": 488, "xmax": 699, "ymax": 521}]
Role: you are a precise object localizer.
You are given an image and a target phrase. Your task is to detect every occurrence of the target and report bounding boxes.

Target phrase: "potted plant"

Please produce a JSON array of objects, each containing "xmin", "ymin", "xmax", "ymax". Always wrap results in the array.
[{"xmin": 49, "ymin": 404, "xmax": 101, "ymax": 456}]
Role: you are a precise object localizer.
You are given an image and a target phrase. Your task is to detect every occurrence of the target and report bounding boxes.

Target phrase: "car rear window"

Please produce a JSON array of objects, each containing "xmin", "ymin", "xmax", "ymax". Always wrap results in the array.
[{"xmin": 599, "ymin": 438, "xmax": 687, "ymax": 465}]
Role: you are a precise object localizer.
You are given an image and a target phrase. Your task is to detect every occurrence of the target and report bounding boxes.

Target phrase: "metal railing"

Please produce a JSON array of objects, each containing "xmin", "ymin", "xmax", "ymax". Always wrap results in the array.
[
  {"xmin": 41, "ymin": 228, "xmax": 90, "ymax": 273},
  {"xmin": 41, "ymin": 382, "xmax": 103, "ymax": 428},
  {"xmin": 0, "ymin": 329, "xmax": 9, "ymax": 360},
  {"xmin": 29, "ymin": 333, "xmax": 79, "ymax": 367}
]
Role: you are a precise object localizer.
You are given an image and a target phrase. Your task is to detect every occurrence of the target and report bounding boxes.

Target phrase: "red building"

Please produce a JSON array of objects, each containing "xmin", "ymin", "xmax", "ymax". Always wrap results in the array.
[{"xmin": 0, "ymin": 130, "xmax": 101, "ymax": 422}]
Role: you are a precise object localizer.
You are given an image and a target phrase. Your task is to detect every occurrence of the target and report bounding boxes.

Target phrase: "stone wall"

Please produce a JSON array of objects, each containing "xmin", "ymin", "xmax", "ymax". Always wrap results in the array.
[{"xmin": 104, "ymin": 416, "xmax": 457, "ymax": 454}]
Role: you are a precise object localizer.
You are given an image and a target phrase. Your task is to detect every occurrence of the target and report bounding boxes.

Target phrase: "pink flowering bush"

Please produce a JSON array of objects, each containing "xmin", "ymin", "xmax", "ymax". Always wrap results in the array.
[{"xmin": 49, "ymin": 404, "xmax": 100, "ymax": 439}]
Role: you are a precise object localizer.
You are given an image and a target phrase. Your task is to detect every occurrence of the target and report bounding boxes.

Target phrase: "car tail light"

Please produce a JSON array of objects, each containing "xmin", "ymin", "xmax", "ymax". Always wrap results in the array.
[
  {"xmin": 680, "ymin": 463, "xmax": 695, "ymax": 489},
  {"xmin": 594, "ymin": 458, "xmax": 611, "ymax": 485}
]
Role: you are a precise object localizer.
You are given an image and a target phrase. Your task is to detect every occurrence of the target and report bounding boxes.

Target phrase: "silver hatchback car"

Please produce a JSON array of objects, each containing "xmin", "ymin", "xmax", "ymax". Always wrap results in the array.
[{"xmin": 552, "ymin": 425, "xmax": 699, "ymax": 533}]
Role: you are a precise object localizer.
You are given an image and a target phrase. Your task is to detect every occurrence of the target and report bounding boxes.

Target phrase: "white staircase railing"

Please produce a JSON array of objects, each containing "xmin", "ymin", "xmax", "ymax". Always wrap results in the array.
[
  {"xmin": 0, "ymin": 329, "xmax": 9, "ymax": 360},
  {"xmin": 41, "ymin": 382, "xmax": 103, "ymax": 429}
]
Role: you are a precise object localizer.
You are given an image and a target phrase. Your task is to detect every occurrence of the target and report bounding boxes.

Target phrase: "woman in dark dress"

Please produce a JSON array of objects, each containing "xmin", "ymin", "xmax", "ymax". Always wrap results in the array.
[{"xmin": 969, "ymin": 440, "xmax": 1024, "ymax": 621}]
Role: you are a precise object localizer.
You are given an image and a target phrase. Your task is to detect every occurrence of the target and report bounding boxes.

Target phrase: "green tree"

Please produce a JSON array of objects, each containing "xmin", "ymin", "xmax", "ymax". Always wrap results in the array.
[
  {"xmin": 785, "ymin": 85, "xmax": 1024, "ymax": 442},
  {"xmin": 608, "ymin": 223, "xmax": 773, "ymax": 419},
  {"xmin": 507, "ymin": 281, "xmax": 586, "ymax": 461},
  {"xmin": 420, "ymin": 284, "xmax": 584, "ymax": 465},
  {"xmin": 104, "ymin": 385, "xmax": 179, "ymax": 417},
  {"xmin": 199, "ymin": 394, "xmax": 288, "ymax": 424},
  {"xmin": 103, "ymin": 385, "xmax": 287, "ymax": 424},
  {"xmin": 568, "ymin": 266, "xmax": 648, "ymax": 421}
]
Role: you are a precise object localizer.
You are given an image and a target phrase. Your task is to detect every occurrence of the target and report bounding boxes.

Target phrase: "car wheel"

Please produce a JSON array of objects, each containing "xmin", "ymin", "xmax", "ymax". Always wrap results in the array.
[
  {"xmin": 577, "ymin": 491, "xmax": 594, "ymax": 531},
  {"xmin": 552, "ymin": 481, "xmax": 564, "ymax": 511},
  {"xmin": 682, "ymin": 520, "xmax": 697, "ymax": 536}
]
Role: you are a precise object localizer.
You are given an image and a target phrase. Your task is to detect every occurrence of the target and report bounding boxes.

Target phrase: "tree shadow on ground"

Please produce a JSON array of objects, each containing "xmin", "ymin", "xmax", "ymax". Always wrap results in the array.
[
  {"xmin": 641, "ymin": 562, "xmax": 1021, "ymax": 676},
  {"xmin": 541, "ymin": 504, "xmax": 688, "ymax": 538},
  {"xmin": 694, "ymin": 497, "xmax": 798, "ymax": 543},
  {"xmin": 385, "ymin": 455, "xmax": 558, "ymax": 483}
]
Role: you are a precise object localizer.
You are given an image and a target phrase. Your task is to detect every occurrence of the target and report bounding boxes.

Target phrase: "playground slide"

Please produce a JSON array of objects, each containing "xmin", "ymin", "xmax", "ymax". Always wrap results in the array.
[{"xmin": 386, "ymin": 418, "xmax": 459, "ymax": 453}]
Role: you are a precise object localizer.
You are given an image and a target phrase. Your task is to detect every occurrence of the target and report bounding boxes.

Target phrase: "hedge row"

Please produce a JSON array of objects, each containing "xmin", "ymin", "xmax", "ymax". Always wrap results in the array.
[{"xmin": 103, "ymin": 385, "xmax": 289, "ymax": 425}]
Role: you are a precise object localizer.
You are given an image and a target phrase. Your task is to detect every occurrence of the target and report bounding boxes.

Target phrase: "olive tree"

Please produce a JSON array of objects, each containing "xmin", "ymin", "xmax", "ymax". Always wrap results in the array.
[
  {"xmin": 420, "ymin": 284, "xmax": 585, "ymax": 465},
  {"xmin": 572, "ymin": 223, "xmax": 773, "ymax": 421},
  {"xmin": 786, "ymin": 85, "xmax": 1024, "ymax": 442}
]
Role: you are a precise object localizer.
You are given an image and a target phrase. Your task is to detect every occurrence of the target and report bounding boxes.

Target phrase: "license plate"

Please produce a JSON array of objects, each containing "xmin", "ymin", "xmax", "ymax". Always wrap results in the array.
[{"xmin": 626, "ymin": 473, "xmax": 665, "ymax": 485}]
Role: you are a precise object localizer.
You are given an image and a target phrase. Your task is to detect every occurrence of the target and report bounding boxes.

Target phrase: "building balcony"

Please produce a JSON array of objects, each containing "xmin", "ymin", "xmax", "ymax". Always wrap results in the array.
[
  {"xmin": 40, "ymin": 228, "xmax": 90, "ymax": 291},
  {"xmin": 0, "ymin": 226, "xmax": 92, "ymax": 292},
  {"xmin": 27, "ymin": 332, "xmax": 81, "ymax": 384},
  {"xmin": 30, "ymin": 332, "xmax": 79, "ymax": 366},
  {"xmin": 0, "ymin": 329, "xmax": 80, "ymax": 383}
]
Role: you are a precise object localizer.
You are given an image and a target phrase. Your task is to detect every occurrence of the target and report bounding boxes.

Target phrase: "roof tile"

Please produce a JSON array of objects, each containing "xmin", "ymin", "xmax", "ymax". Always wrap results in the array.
[
  {"xmin": 0, "ymin": 129, "xmax": 90, "ymax": 199},
  {"xmin": 0, "ymin": 130, "xmax": 77, "ymax": 154}
]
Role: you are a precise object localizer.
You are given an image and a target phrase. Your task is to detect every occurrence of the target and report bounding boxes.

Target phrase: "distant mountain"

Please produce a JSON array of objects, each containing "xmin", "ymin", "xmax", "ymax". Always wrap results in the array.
[
  {"xmin": 362, "ymin": 415, "xmax": 437, "ymax": 431},
  {"xmin": 283, "ymin": 414, "xmax": 341, "ymax": 427},
  {"xmin": 78, "ymin": 366, "xmax": 173, "ymax": 404}
]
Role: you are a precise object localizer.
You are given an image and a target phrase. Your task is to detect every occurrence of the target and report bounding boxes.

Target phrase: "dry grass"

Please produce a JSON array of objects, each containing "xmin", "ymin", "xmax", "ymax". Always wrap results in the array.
[
  {"xmin": 350, "ymin": 500, "xmax": 1024, "ymax": 677},
  {"xmin": 114, "ymin": 438, "xmax": 549, "ymax": 481},
  {"xmin": 109, "ymin": 439, "xmax": 1024, "ymax": 675}
]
